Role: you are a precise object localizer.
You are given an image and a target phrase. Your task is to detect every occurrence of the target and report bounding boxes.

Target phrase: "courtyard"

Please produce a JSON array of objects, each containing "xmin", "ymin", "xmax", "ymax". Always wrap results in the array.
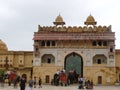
[{"xmin": 0, "ymin": 84, "xmax": 120, "ymax": 90}]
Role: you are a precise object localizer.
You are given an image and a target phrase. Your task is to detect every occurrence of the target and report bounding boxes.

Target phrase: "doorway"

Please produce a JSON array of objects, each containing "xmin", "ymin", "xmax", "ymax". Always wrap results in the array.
[
  {"xmin": 64, "ymin": 52, "xmax": 83, "ymax": 76},
  {"xmin": 98, "ymin": 76, "xmax": 102, "ymax": 84},
  {"xmin": 45, "ymin": 75, "xmax": 50, "ymax": 83}
]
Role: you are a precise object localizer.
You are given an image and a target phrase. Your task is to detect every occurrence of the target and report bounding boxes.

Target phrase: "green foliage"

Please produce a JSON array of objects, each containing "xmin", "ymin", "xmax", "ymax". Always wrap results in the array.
[{"xmin": 0, "ymin": 70, "xmax": 4, "ymax": 76}]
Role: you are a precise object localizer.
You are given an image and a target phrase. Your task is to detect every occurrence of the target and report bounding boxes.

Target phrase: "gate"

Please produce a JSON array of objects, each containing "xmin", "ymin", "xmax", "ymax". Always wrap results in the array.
[{"xmin": 64, "ymin": 52, "xmax": 83, "ymax": 76}]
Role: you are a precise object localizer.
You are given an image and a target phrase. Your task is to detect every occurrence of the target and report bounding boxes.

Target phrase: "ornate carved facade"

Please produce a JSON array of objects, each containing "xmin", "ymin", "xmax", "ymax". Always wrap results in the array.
[{"xmin": 33, "ymin": 14, "xmax": 119, "ymax": 85}]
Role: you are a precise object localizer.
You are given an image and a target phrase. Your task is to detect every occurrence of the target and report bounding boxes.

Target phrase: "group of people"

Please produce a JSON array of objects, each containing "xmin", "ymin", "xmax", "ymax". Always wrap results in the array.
[
  {"xmin": 0, "ymin": 74, "xmax": 42, "ymax": 90},
  {"xmin": 19, "ymin": 76, "xmax": 42, "ymax": 90},
  {"xmin": 52, "ymin": 69, "xmax": 79, "ymax": 86},
  {"xmin": 78, "ymin": 76, "xmax": 93, "ymax": 89},
  {"xmin": 0, "ymin": 69, "xmax": 94, "ymax": 90},
  {"xmin": 52, "ymin": 69, "xmax": 94, "ymax": 89},
  {"xmin": 52, "ymin": 69, "xmax": 69, "ymax": 86},
  {"xmin": 0, "ymin": 71, "xmax": 20, "ymax": 88}
]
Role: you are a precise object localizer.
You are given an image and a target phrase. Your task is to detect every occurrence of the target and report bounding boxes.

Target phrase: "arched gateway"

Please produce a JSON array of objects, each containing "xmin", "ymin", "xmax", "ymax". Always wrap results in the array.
[{"xmin": 64, "ymin": 52, "xmax": 83, "ymax": 76}]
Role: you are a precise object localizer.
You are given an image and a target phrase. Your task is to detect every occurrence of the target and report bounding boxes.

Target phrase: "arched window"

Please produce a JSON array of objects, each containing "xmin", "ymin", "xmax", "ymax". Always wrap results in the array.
[
  {"xmin": 52, "ymin": 41, "xmax": 56, "ymax": 46},
  {"xmin": 41, "ymin": 41, "xmax": 45, "ymax": 46},
  {"xmin": 41, "ymin": 54, "xmax": 55, "ymax": 64},
  {"xmin": 98, "ymin": 59, "xmax": 101, "ymax": 64},
  {"xmin": 35, "ymin": 47, "xmax": 38, "ymax": 52},
  {"xmin": 110, "ymin": 47, "xmax": 113, "ymax": 52},
  {"xmin": 103, "ymin": 41, "xmax": 107, "ymax": 46},
  {"xmin": 98, "ymin": 41, "xmax": 102, "ymax": 46},
  {"xmin": 93, "ymin": 54, "xmax": 107, "ymax": 64},
  {"xmin": 92, "ymin": 41, "xmax": 97, "ymax": 46},
  {"xmin": 46, "ymin": 41, "xmax": 50, "ymax": 46}
]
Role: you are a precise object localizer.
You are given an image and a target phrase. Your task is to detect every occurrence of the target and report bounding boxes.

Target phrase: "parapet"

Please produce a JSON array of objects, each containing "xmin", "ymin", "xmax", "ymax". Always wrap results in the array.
[{"xmin": 38, "ymin": 25, "xmax": 112, "ymax": 33}]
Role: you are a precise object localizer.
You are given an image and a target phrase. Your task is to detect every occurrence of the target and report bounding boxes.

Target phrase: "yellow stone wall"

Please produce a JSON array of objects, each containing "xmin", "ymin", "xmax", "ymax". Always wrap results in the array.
[
  {"xmin": 84, "ymin": 66, "xmax": 116, "ymax": 85},
  {"xmin": 0, "ymin": 49, "xmax": 120, "ymax": 85},
  {"xmin": 115, "ymin": 50, "xmax": 120, "ymax": 82},
  {"xmin": 0, "ymin": 51, "xmax": 33, "ymax": 82},
  {"xmin": 33, "ymin": 65, "xmax": 62, "ymax": 84},
  {"xmin": 0, "ymin": 44, "xmax": 120, "ymax": 85}
]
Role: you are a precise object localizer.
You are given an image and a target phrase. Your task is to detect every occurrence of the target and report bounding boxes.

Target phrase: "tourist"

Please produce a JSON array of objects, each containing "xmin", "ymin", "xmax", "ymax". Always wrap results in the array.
[
  {"xmin": 38, "ymin": 77, "xmax": 42, "ymax": 88},
  {"xmin": 19, "ymin": 76, "xmax": 26, "ymax": 90},
  {"xmin": 33, "ymin": 77, "xmax": 36, "ymax": 88},
  {"xmin": 28, "ymin": 77, "xmax": 34, "ymax": 90},
  {"xmin": 90, "ymin": 80, "xmax": 93, "ymax": 89},
  {"xmin": 78, "ymin": 76, "xmax": 83, "ymax": 89},
  {"xmin": 0, "ymin": 75, "xmax": 4, "ymax": 88},
  {"xmin": 54, "ymin": 73, "xmax": 59, "ymax": 86},
  {"xmin": 13, "ymin": 76, "xmax": 17, "ymax": 88}
]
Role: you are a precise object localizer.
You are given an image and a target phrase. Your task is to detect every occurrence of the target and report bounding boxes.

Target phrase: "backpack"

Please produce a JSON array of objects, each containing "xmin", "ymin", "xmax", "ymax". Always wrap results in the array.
[{"xmin": 29, "ymin": 80, "xmax": 33, "ymax": 87}]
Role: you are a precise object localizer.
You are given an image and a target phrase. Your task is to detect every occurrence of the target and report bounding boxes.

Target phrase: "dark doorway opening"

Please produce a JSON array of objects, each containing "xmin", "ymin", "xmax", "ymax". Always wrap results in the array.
[
  {"xmin": 45, "ymin": 75, "xmax": 50, "ymax": 83},
  {"xmin": 64, "ymin": 52, "xmax": 83, "ymax": 76},
  {"xmin": 98, "ymin": 76, "xmax": 102, "ymax": 84}
]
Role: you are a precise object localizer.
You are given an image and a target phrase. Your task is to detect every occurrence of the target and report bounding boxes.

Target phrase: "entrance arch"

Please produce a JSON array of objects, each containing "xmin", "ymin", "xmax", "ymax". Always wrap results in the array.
[{"xmin": 64, "ymin": 52, "xmax": 83, "ymax": 76}]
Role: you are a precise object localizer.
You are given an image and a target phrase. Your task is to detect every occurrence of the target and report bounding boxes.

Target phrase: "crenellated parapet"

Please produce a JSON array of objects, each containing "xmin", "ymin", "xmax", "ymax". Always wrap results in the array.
[
  {"xmin": 37, "ymin": 14, "xmax": 112, "ymax": 33},
  {"xmin": 38, "ymin": 25, "xmax": 112, "ymax": 33}
]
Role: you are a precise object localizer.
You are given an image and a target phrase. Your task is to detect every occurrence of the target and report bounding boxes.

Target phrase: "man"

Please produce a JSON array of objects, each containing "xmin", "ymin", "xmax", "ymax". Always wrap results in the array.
[
  {"xmin": 19, "ymin": 76, "xmax": 26, "ymax": 90},
  {"xmin": 33, "ymin": 77, "xmax": 36, "ymax": 88},
  {"xmin": 38, "ymin": 77, "xmax": 42, "ymax": 88}
]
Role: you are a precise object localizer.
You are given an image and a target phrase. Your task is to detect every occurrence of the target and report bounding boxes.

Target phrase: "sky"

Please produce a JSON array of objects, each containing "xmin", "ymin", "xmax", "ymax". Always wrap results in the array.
[{"xmin": 0, "ymin": 0, "xmax": 120, "ymax": 51}]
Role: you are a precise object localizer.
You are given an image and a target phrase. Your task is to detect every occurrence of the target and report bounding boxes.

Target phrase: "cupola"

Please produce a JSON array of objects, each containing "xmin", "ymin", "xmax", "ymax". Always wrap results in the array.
[
  {"xmin": 53, "ymin": 14, "xmax": 65, "ymax": 26},
  {"xmin": 84, "ymin": 14, "xmax": 97, "ymax": 25}
]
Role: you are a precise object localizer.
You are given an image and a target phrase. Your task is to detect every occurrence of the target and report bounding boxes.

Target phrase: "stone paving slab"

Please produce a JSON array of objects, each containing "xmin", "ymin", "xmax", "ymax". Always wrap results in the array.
[{"xmin": 0, "ymin": 84, "xmax": 120, "ymax": 90}]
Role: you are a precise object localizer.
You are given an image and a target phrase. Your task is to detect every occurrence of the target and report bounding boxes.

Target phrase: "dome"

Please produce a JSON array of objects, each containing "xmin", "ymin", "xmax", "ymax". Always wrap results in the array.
[
  {"xmin": 0, "ymin": 39, "xmax": 8, "ymax": 52},
  {"xmin": 84, "ymin": 14, "xmax": 97, "ymax": 25},
  {"xmin": 53, "ymin": 14, "xmax": 65, "ymax": 25}
]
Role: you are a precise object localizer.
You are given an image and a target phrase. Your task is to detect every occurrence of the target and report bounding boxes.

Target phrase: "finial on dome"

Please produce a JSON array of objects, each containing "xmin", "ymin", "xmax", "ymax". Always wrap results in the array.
[{"xmin": 84, "ymin": 14, "xmax": 97, "ymax": 25}]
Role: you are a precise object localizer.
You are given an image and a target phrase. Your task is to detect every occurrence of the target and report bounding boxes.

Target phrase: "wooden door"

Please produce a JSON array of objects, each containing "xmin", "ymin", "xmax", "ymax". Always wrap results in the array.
[
  {"xmin": 46, "ymin": 75, "xmax": 50, "ymax": 83},
  {"xmin": 98, "ymin": 76, "xmax": 102, "ymax": 84}
]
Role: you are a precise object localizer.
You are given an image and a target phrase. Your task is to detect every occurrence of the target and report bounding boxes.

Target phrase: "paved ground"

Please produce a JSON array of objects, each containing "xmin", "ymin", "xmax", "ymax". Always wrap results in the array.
[{"xmin": 0, "ymin": 84, "xmax": 120, "ymax": 90}]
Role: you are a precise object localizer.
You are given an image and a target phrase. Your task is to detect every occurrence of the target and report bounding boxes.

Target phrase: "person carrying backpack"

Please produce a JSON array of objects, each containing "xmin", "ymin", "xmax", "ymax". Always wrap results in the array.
[{"xmin": 28, "ymin": 77, "xmax": 34, "ymax": 90}]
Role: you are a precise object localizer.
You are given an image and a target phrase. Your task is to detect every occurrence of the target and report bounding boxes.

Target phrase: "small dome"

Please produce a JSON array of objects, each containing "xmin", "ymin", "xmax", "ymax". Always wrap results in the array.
[
  {"xmin": 55, "ymin": 15, "xmax": 64, "ymax": 22},
  {"xmin": 0, "ymin": 39, "xmax": 8, "ymax": 52},
  {"xmin": 53, "ymin": 14, "xmax": 65, "ymax": 25},
  {"xmin": 84, "ymin": 14, "xmax": 97, "ymax": 25}
]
